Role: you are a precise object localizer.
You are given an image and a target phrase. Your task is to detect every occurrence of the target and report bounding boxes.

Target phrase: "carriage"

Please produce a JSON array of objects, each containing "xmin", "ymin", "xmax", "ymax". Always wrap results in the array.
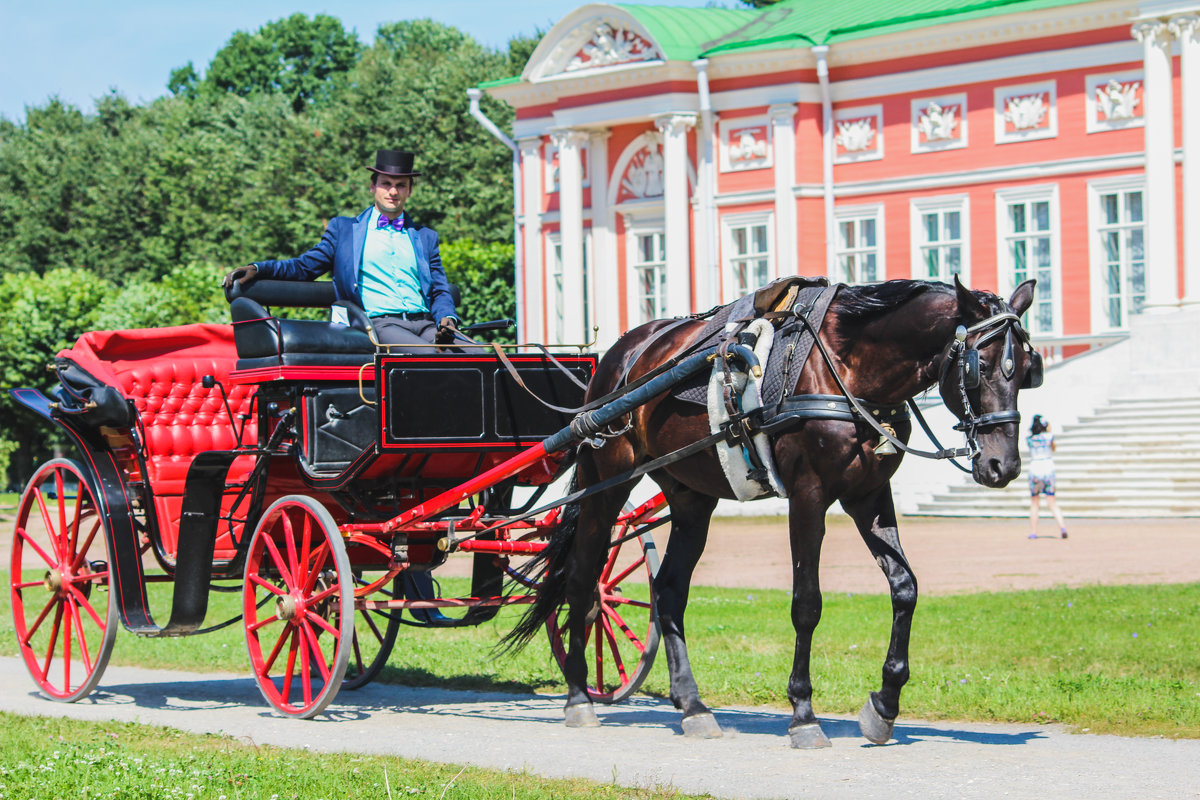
[
  {"xmin": 10, "ymin": 273, "xmax": 1043, "ymax": 746},
  {"xmin": 8, "ymin": 279, "xmax": 664, "ymax": 718}
]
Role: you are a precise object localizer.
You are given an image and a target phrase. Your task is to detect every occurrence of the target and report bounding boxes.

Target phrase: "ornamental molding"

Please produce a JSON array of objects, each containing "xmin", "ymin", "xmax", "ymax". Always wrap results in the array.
[
  {"xmin": 718, "ymin": 115, "xmax": 773, "ymax": 173},
  {"xmin": 608, "ymin": 131, "xmax": 696, "ymax": 208},
  {"xmin": 994, "ymin": 80, "xmax": 1058, "ymax": 144},
  {"xmin": 911, "ymin": 94, "xmax": 967, "ymax": 154},
  {"xmin": 1085, "ymin": 69, "xmax": 1145, "ymax": 133},
  {"xmin": 524, "ymin": 11, "xmax": 664, "ymax": 83},
  {"xmin": 833, "ymin": 104, "xmax": 883, "ymax": 164}
]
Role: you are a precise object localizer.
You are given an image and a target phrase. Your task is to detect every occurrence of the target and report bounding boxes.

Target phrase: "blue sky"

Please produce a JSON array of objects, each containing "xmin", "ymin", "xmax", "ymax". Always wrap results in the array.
[{"xmin": 0, "ymin": 0, "xmax": 726, "ymax": 123}]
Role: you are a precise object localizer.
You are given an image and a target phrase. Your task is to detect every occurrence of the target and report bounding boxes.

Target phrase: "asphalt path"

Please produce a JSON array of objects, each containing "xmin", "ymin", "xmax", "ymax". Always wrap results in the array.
[{"xmin": 1, "ymin": 657, "xmax": 1197, "ymax": 799}]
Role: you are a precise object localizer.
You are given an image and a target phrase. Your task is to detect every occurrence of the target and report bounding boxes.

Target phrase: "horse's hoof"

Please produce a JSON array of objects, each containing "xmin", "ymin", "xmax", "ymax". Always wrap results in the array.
[
  {"xmin": 681, "ymin": 712, "xmax": 723, "ymax": 739},
  {"xmin": 788, "ymin": 722, "xmax": 832, "ymax": 749},
  {"xmin": 858, "ymin": 699, "xmax": 895, "ymax": 744},
  {"xmin": 564, "ymin": 703, "xmax": 600, "ymax": 728}
]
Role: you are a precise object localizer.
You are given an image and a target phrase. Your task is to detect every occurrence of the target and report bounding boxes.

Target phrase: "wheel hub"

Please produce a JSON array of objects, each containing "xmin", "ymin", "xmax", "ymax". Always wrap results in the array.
[
  {"xmin": 276, "ymin": 594, "xmax": 301, "ymax": 621},
  {"xmin": 43, "ymin": 569, "xmax": 64, "ymax": 594}
]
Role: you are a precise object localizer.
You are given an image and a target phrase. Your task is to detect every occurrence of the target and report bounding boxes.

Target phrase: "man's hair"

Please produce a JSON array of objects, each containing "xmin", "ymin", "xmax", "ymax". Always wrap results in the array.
[{"xmin": 371, "ymin": 174, "xmax": 415, "ymax": 187}]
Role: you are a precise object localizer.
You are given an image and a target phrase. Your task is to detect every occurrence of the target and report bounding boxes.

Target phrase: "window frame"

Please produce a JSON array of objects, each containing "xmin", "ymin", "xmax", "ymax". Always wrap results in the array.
[
  {"xmin": 720, "ymin": 211, "xmax": 775, "ymax": 303},
  {"xmin": 624, "ymin": 218, "xmax": 667, "ymax": 327},
  {"xmin": 995, "ymin": 184, "xmax": 1062, "ymax": 337},
  {"xmin": 833, "ymin": 204, "xmax": 885, "ymax": 285},
  {"xmin": 910, "ymin": 194, "xmax": 970, "ymax": 285},
  {"xmin": 1087, "ymin": 175, "xmax": 1146, "ymax": 332}
]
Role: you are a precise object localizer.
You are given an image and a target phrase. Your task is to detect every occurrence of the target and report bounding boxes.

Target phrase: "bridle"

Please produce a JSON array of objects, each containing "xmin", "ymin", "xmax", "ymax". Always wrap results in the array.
[{"xmin": 940, "ymin": 311, "xmax": 1043, "ymax": 450}]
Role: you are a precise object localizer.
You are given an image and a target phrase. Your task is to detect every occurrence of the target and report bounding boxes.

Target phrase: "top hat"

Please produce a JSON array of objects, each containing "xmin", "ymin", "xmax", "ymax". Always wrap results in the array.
[{"xmin": 367, "ymin": 149, "xmax": 421, "ymax": 177}]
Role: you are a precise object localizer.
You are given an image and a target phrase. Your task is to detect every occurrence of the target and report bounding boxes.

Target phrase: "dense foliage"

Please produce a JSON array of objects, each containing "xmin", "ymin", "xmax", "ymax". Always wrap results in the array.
[{"xmin": 0, "ymin": 15, "xmax": 533, "ymax": 487}]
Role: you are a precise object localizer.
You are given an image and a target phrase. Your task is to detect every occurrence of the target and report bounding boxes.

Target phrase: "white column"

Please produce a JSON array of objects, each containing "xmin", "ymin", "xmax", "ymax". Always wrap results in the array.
[
  {"xmin": 552, "ymin": 128, "xmax": 589, "ymax": 343},
  {"xmin": 518, "ymin": 137, "xmax": 545, "ymax": 342},
  {"xmin": 1133, "ymin": 20, "xmax": 1180, "ymax": 312},
  {"xmin": 1172, "ymin": 14, "xmax": 1200, "ymax": 306},
  {"xmin": 655, "ymin": 112, "xmax": 698, "ymax": 316},
  {"xmin": 588, "ymin": 129, "xmax": 617, "ymax": 348},
  {"xmin": 769, "ymin": 103, "xmax": 799, "ymax": 279}
]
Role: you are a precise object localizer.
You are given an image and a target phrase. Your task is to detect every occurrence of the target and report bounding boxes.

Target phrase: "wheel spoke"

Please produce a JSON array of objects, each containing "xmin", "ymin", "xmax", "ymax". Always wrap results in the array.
[
  {"xmin": 301, "ymin": 542, "xmax": 332, "ymax": 597},
  {"xmin": 33, "ymin": 490, "xmax": 61, "ymax": 562},
  {"xmin": 300, "ymin": 620, "xmax": 333, "ymax": 683},
  {"xmin": 282, "ymin": 512, "xmax": 300, "ymax": 579},
  {"xmin": 296, "ymin": 629, "xmax": 313, "ymax": 707},
  {"xmin": 261, "ymin": 535, "xmax": 295, "ymax": 588},
  {"xmin": 15, "ymin": 525, "xmax": 57, "ymax": 570},
  {"xmin": 306, "ymin": 581, "xmax": 339, "ymax": 607},
  {"xmin": 22, "ymin": 594, "xmax": 58, "ymax": 643},
  {"xmin": 40, "ymin": 603, "xmax": 66, "ymax": 680},
  {"xmin": 66, "ymin": 490, "xmax": 84, "ymax": 566},
  {"xmin": 282, "ymin": 629, "xmax": 300, "ymax": 705},
  {"xmin": 65, "ymin": 580, "xmax": 107, "ymax": 628},
  {"xmin": 69, "ymin": 519, "xmax": 103, "ymax": 573},
  {"xmin": 304, "ymin": 609, "xmax": 339, "ymax": 639},
  {"xmin": 258, "ymin": 619, "xmax": 290, "ymax": 671},
  {"xmin": 605, "ymin": 554, "xmax": 646, "ymax": 589},
  {"xmin": 599, "ymin": 613, "xmax": 630, "ymax": 685},
  {"xmin": 247, "ymin": 573, "xmax": 287, "ymax": 596},
  {"xmin": 603, "ymin": 601, "xmax": 646, "ymax": 652},
  {"xmin": 66, "ymin": 596, "xmax": 95, "ymax": 673}
]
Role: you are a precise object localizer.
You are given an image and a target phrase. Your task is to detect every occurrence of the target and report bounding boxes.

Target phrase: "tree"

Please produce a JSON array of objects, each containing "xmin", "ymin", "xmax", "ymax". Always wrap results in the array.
[
  {"xmin": 441, "ymin": 239, "xmax": 516, "ymax": 341},
  {"xmin": 200, "ymin": 14, "xmax": 362, "ymax": 113}
]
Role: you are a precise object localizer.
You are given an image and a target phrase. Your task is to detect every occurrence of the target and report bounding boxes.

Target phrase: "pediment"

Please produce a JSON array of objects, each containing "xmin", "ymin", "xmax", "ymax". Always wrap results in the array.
[{"xmin": 523, "ymin": 4, "xmax": 665, "ymax": 83}]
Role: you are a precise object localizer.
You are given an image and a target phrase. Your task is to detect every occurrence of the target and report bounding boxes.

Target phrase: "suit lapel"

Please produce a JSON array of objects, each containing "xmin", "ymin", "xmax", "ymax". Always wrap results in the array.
[{"xmin": 350, "ymin": 208, "xmax": 371, "ymax": 288}]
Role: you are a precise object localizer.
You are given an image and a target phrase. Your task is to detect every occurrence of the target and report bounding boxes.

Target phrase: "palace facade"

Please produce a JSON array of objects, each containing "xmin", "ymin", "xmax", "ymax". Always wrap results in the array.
[{"xmin": 477, "ymin": 0, "xmax": 1199, "ymax": 356}]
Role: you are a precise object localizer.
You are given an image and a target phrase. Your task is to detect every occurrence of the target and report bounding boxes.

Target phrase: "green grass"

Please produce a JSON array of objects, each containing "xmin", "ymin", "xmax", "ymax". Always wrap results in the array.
[
  {"xmin": 0, "ymin": 713, "xmax": 713, "ymax": 799},
  {"xmin": 3, "ymin": 573, "xmax": 1197, "ymax": 738}
]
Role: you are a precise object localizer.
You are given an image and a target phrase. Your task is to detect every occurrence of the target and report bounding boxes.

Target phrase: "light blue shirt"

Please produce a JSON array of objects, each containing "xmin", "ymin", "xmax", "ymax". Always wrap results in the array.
[{"xmin": 359, "ymin": 209, "xmax": 426, "ymax": 316}]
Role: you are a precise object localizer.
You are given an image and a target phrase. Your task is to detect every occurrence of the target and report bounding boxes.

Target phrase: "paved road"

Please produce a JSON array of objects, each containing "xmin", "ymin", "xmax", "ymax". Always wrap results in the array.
[{"xmin": 2, "ymin": 658, "xmax": 1197, "ymax": 799}]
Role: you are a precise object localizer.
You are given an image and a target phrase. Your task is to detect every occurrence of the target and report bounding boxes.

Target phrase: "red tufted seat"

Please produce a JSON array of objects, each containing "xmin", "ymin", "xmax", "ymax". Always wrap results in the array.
[{"xmin": 59, "ymin": 324, "xmax": 258, "ymax": 560}]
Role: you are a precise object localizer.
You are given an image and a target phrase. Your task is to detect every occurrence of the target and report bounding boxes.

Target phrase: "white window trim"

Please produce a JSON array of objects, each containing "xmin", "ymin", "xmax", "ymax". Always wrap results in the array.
[
  {"xmin": 624, "ymin": 216, "xmax": 667, "ymax": 327},
  {"xmin": 720, "ymin": 211, "xmax": 775, "ymax": 303},
  {"xmin": 833, "ymin": 203, "xmax": 886, "ymax": 284},
  {"xmin": 910, "ymin": 194, "xmax": 971, "ymax": 285},
  {"xmin": 1086, "ymin": 174, "xmax": 1146, "ymax": 333},
  {"xmin": 994, "ymin": 184, "xmax": 1062, "ymax": 337}
]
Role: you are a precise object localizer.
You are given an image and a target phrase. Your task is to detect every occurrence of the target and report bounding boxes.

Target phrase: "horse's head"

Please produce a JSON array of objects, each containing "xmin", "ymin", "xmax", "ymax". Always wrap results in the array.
[{"xmin": 938, "ymin": 277, "xmax": 1042, "ymax": 488}]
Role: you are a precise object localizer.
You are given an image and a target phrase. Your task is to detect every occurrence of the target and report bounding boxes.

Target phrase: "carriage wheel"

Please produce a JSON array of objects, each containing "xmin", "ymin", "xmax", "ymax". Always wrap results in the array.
[
  {"xmin": 547, "ymin": 521, "xmax": 661, "ymax": 704},
  {"xmin": 243, "ymin": 496, "xmax": 353, "ymax": 718},
  {"xmin": 9, "ymin": 458, "xmax": 118, "ymax": 702},
  {"xmin": 342, "ymin": 573, "xmax": 401, "ymax": 690}
]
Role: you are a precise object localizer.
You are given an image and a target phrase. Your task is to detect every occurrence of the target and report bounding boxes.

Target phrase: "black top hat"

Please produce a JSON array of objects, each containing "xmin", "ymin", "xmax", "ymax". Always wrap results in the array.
[{"xmin": 367, "ymin": 149, "xmax": 421, "ymax": 177}]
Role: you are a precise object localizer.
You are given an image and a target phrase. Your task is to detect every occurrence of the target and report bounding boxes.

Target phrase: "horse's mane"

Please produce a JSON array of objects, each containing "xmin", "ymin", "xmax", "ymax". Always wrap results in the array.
[{"xmin": 833, "ymin": 279, "xmax": 951, "ymax": 324}]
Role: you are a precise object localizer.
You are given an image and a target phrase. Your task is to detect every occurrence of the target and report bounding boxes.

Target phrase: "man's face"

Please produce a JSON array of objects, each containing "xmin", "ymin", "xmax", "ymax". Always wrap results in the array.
[{"xmin": 371, "ymin": 174, "xmax": 413, "ymax": 217}]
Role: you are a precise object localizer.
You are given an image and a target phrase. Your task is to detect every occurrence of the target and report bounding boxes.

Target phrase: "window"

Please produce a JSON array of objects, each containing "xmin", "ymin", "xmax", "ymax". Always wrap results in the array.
[
  {"xmin": 547, "ymin": 233, "xmax": 591, "ymax": 343},
  {"xmin": 631, "ymin": 229, "xmax": 666, "ymax": 325},
  {"xmin": 834, "ymin": 206, "xmax": 883, "ymax": 284},
  {"xmin": 912, "ymin": 196, "xmax": 968, "ymax": 283},
  {"xmin": 722, "ymin": 214, "xmax": 773, "ymax": 300},
  {"xmin": 1094, "ymin": 184, "xmax": 1145, "ymax": 329},
  {"xmin": 997, "ymin": 187, "xmax": 1059, "ymax": 335}
]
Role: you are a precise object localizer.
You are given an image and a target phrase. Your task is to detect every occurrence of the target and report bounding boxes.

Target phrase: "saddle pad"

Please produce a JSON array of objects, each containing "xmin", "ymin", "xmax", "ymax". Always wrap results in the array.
[{"xmin": 674, "ymin": 282, "xmax": 836, "ymax": 407}]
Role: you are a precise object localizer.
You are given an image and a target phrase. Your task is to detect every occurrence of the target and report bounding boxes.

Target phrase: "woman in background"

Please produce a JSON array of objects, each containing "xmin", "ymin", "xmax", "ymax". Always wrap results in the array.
[{"xmin": 1027, "ymin": 414, "xmax": 1068, "ymax": 539}]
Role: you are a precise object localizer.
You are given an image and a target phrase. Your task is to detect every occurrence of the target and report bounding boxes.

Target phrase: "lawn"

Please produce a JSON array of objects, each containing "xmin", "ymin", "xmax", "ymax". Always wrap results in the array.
[{"xmin": 3, "ymin": 573, "xmax": 1197, "ymax": 738}]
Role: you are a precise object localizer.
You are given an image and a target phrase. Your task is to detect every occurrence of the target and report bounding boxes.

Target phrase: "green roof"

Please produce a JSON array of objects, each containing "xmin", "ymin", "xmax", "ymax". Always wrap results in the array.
[
  {"xmin": 697, "ymin": 0, "xmax": 1105, "ymax": 55},
  {"xmin": 615, "ymin": 4, "xmax": 758, "ymax": 60}
]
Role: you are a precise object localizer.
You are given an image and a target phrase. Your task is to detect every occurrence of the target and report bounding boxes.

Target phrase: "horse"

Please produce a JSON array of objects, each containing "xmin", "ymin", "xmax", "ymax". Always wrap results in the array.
[{"xmin": 505, "ymin": 276, "xmax": 1041, "ymax": 748}]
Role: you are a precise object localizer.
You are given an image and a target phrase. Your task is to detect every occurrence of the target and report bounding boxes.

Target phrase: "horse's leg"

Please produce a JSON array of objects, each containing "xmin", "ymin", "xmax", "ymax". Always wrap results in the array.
[
  {"xmin": 560, "ymin": 468, "xmax": 633, "ymax": 728},
  {"xmin": 784, "ymin": 498, "xmax": 833, "ymax": 749},
  {"xmin": 653, "ymin": 478, "xmax": 723, "ymax": 738},
  {"xmin": 841, "ymin": 488, "xmax": 916, "ymax": 745}
]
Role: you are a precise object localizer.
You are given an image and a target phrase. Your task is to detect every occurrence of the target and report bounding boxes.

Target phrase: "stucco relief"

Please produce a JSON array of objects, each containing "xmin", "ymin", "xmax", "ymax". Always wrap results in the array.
[
  {"xmin": 718, "ymin": 117, "xmax": 772, "ymax": 172},
  {"xmin": 1085, "ymin": 71, "xmax": 1145, "ymax": 133},
  {"xmin": 618, "ymin": 143, "xmax": 665, "ymax": 202},
  {"xmin": 911, "ymin": 94, "xmax": 968, "ymax": 153},
  {"xmin": 994, "ymin": 81, "xmax": 1057, "ymax": 144},
  {"xmin": 565, "ymin": 23, "xmax": 662, "ymax": 72},
  {"xmin": 833, "ymin": 105, "xmax": 883, "ymax": 163}
]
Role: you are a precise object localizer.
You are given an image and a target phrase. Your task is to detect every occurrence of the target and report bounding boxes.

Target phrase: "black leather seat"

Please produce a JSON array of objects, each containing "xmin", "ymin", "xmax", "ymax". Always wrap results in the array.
[{"xmin": 226, "ymin": 280, "xmax": 375, "ymax": 369}]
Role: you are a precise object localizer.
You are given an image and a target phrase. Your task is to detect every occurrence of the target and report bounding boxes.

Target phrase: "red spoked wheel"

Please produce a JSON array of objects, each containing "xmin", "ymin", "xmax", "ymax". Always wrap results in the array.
[
  {"xmin": 547, "ymin": 516, "xmax": 661, "ymax": 703},
  {"xmin": 243, "ymin": 496, "xmax": 353, "ymax": 718},
  {"xmin": 10, "ymin": 459, "xmax": 118, "ymax": 702}
]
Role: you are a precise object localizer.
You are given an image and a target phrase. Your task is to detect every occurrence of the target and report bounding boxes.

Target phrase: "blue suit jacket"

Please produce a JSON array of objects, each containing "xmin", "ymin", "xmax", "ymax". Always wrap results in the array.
[{"xmin": 252, "ymin": 208, "xmax": 457, "ymax": 321}]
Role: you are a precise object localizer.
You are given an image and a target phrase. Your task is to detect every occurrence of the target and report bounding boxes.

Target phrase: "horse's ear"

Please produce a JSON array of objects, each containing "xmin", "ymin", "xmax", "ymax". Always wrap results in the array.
[
  {"xmin": 954, "ymin": 274, "xmax": 987, "ymax": 320},
  {"xmin": 1009, "ymin": 279, "xmax": 1036, "ymax": 316}
]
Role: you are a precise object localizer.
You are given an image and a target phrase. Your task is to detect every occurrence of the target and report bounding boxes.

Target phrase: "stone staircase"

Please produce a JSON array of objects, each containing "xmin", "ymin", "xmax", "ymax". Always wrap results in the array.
[{"xmin": 913, "ymin": 396, "xmax": 1200, "ymax": 518}]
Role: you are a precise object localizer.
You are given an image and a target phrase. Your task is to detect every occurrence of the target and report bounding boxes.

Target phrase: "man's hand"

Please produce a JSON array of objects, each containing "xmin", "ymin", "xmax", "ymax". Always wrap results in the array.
[
  {"xmin": 223, "ymin": 264, "xmax": 258, "ymax": 289},
  {"xmin": 435, "ymin": 316, "xmax": 459, "ymax": 345}
]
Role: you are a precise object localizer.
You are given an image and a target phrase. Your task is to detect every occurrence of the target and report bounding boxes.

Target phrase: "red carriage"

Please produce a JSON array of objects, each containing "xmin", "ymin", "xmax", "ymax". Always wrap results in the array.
[{"xmin": 8, "ymin": 280, "xmax": 664, "ymax": 718}]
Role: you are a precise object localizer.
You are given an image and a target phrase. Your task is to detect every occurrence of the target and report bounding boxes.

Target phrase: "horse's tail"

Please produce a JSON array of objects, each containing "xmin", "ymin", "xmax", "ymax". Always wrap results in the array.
[{"xmin": 499, "ymin": 475, "xmax": 581, "ymax": 655}]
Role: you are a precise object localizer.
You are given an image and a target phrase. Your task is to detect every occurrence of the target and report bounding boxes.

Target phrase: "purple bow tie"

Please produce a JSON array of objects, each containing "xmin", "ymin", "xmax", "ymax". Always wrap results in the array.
[{"xmin": 377, "ymin": 215, "xmax": 404, "ymax": 232}]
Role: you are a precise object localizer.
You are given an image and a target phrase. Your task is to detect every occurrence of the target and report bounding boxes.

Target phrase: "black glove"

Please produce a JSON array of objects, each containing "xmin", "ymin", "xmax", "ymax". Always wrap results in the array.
[{"xmin": 435, "ymin": 317, "xmax": 459, "ymax": 345}]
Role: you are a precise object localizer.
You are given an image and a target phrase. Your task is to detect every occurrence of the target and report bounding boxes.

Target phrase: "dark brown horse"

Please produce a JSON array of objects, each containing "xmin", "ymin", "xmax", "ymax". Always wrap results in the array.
[{"xmin": 507, "ymin": 277, "xmax": 1040, "ymax": 748}]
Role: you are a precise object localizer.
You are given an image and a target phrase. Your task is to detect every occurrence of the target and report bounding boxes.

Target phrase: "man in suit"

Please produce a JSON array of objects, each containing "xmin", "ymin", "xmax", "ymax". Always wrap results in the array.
[{"xmin": 225, "ymin": 149, "xmax": 464, "ymax": 346}]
